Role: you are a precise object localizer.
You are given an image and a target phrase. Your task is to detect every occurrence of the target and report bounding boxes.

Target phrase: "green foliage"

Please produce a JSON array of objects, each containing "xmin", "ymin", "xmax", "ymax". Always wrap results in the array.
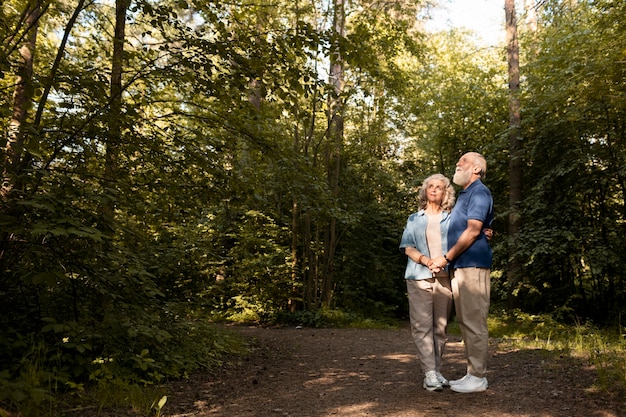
[
  {"xmin": 509, "ymin": 0, "xmax": 626, "ymax": 323},
  {"xmin": 331, "ymin": 200, "xmax": 408, "ymax": 320},
  {"xmin": 74, "ymin": 381, "xmax": 167, "ymax": 416},
  {"xmin": 2, "ymin": 0, "xmax": 626, "ymax": 412},
  {"xmin": 0, "ymin": 304, "xmax": 248, "ymax": 416},
  {"xmin": 275, "ymin": 307, "xmax": 398, "ymax": 329},
  {"xmin": 487, "ymin": 308, "xmax": 573, "ymax": 342},
  {"xmin": 0, "ymin": 339, "xmax": 54, "ymax": 416}
]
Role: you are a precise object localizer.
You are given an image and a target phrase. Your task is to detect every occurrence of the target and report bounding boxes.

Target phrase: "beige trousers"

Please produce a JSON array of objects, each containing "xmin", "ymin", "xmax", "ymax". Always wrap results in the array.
[
  {"xmin": 407, "ymin": 275, "xmax": 452, "ymax": 374},
  {"xmin": 451, "ymin": 267, "xmax": 491, "ymax": 378}
]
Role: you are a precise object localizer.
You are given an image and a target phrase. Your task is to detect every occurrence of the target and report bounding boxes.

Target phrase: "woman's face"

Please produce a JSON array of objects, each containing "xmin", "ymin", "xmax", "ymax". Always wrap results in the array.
[{"xmin": 426, "ymin": 179, "xmax": 445, "ymax": 204}]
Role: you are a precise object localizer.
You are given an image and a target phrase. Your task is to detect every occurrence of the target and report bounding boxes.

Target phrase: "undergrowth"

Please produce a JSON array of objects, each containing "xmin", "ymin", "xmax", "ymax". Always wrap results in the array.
[
  {"xmin": 0, "ymin": 305, "xmax": 249, "ymax": 417},
  {"xmin": 273, "ymin": 308, "xmax": 398, "ymax": 329},
  {"xmin": 455, "ymin": 308, "xmax": 626, "ymax": 396}
]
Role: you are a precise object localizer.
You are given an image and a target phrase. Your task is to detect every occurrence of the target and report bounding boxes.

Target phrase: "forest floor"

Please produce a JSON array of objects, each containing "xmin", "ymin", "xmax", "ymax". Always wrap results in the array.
[{"xmin": 106, "ymin": 324, "xmax": 625, "ymax": 417}]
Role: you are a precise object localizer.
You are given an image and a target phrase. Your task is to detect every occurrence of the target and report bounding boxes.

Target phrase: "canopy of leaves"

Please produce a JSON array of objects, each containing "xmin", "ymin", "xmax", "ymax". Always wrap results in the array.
[{"xmin": 1, "ymin": 0, "xmax": 625, "ymax": 413}]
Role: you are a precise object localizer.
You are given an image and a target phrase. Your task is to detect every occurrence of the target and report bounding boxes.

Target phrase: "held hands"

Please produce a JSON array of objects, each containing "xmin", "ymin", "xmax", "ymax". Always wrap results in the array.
[
  {"xmin": 426, "ymin": 229, "xmax": 492, "ymax": 274},
  {"xmin": 419, "ymin": 255, "xmax": 443, "ymax": 274},
  {"xmin": 429, "ymin": 256, "xmax": 448, "ymax": 274},
  {"xmin": 418, "ymin": 253, "xmax": 448, "ymax": 274}
]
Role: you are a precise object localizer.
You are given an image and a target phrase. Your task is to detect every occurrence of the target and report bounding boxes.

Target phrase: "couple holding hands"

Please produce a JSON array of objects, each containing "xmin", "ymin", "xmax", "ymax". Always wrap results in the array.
[{"xmin": 400, "ymin": 152, "xmax": 494, "ymax": 394}]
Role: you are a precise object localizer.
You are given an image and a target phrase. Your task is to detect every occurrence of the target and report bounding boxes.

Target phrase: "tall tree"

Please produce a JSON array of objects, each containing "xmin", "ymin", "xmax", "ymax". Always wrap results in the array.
[
  {"xmin": 2, "ymin": 0, "xmax": 43, "ymax": 203},
  {"xmin": 0, "ymin": 0, "xmax": 47, "ymax": 270},
  {"xmin": 502, "ymin": 0, "xmax": 625, "ymax": 322},
  {"xmin": 505, "ymin": 0, "xmax": 522, "ymax": 307},
  {"xmin": 104, "ymin": 0, "xmax": 130, "ymax": 232},
  {"xmin": 322, "ymin": 0, "xmax": 346, "ymax": 307}
]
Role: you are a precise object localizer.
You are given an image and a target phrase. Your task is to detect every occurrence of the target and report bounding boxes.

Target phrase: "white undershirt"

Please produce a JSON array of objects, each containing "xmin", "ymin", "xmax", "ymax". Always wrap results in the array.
[{"xmin": 426, "ymin": 212, "xmax": 443, "ymax": 260}]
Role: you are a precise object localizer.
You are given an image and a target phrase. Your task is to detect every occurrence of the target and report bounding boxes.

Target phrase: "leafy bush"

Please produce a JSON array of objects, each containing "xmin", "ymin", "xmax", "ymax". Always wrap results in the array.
[
  {"xmin": 0, "ymin": 302, "xmax": 248, "ymax": 416},
  {"xmin": 274, "ymin": 308, "xmax": 398, "ymax": 329}
]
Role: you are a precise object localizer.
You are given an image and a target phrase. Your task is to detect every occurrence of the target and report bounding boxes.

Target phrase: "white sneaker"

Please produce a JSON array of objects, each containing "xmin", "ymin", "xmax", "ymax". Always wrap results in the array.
[
  {"xmin": 423, "ymin": 370, "xmax": 443, "ymax": 391},
  {"xmin": 436, "ymin": 371, "xmax": 450, "ymax": 387},
  {"xmin": 449, "ymin": 373, "xmax": 469, "ymax": 386},
  {"xmin": 450, "ymin": 373, "xmax": 488, "ymax": 393}
]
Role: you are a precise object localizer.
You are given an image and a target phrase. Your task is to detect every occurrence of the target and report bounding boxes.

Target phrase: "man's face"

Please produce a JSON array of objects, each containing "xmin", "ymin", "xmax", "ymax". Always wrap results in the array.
[{"xmin": 452, "ymin": 154, "xmax": 475, "ymax": 187}]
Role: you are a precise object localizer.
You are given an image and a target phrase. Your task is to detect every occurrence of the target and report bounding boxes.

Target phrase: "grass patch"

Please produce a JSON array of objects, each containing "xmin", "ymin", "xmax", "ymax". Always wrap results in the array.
[
  {"xmin": 471, "ymin": 308, "xmax": 626, "ymax": 395},
  {"xmin": 72, "ymin": 382, "xmax": 168, "ymax": 416}
]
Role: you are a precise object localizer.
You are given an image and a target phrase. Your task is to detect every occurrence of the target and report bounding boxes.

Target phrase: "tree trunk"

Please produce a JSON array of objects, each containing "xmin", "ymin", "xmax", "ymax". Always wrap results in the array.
[
  {"xmin": 34, "ymin": 0, "xmax": 87, "ymax": 128},
  {"xmin": 321, "ymin": 0, "xmax": 346, "ymax": 308},
  {"xmin": 2, "ymin": 0, "xmax": 41, "ymax": 203},
  {"xmin": 0, "ymin": 0, "xmax": 41, "ymax": 265},
  {"xmin": 303, "ymin": 211, "xmax": 313, "ymax": 309},
  {"xmin": 103, "ymin": 0, "xmax": 129, "ymax": 232},
  {"xmin": 290, "ymin": 122, "xmax": 301, "ymax": 311},
  {"xmin": 506, "ymin": 0, "xmax": 522, "ymax": 307}
]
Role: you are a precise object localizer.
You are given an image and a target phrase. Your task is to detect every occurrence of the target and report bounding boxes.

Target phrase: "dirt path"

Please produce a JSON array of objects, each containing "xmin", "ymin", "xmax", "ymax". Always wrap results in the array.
[{"xmin": 162, "ymin": 325, "xmax": 624, "ymax": 417}]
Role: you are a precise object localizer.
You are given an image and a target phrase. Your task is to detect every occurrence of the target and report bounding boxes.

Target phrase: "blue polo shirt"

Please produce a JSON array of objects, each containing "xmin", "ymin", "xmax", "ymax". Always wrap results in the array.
[{"xmin": 448, "ymin": 180, "xmax": 494, "ymax": 268}]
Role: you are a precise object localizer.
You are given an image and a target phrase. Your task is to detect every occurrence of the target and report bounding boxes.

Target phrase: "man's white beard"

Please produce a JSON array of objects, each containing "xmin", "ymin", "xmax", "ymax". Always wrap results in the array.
[{"xmin": 453, "ymin": 169, "xmax": 471, "ymax": 187}]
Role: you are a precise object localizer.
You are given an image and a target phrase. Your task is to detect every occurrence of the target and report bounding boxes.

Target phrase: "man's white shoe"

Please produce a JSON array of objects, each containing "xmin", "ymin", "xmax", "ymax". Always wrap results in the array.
[
  {"xmin": 449, "ymin": 374, "xmax": 469, "ymax": 386},
  {"xmin": 423, "ymin": 370, "xmax": 443, "ymax": 391},
  {"xmin": 450, "ymin": 373, "xmax": 488, "ymax": 393}
]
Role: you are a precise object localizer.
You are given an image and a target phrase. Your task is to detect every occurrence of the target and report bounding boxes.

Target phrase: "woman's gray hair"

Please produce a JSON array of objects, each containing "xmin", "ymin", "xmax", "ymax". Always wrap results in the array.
[{"xmin": 417, "ymin": 173, "xmax": 456, "ymax": 211}]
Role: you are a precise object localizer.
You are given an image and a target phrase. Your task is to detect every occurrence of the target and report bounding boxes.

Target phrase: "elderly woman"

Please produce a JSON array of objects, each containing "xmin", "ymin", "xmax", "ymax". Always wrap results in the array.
[{"xmin": 399, "ymin": 173, "xmax": 455, "ymax": 392}]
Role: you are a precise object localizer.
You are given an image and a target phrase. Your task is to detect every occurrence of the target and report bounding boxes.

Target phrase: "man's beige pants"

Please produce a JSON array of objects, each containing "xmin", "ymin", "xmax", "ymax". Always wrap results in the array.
[{"xmin": 451, "ymin": 267, "xmax": 491, "ymax": 378}]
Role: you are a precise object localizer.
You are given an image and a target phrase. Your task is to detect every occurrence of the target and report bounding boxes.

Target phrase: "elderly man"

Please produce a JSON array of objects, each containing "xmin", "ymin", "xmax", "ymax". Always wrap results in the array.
[{"xmin": 431, "ymin": 152, "xmax": 494, "ymax": 393}]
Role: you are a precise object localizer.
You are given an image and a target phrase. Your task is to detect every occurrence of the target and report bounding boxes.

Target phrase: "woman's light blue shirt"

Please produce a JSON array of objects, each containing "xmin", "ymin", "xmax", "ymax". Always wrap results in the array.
[{"xmin": 399, "ymin": 210, "xmax": 450, "ymax": 280}]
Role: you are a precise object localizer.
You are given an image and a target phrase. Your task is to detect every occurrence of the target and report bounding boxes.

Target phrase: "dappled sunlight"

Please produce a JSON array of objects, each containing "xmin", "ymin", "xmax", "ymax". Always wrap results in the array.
[
  {"xmin": 304, "ymin": 369, "xmax": 371, "ymax": 388},
  {"xmin": 380, "ymin": 353, "xmax": 414, "ymax": 363},
  {"xmin": 162, "ymin": 327, "xmax": 623, "ymax": 417},
  {"xmin": 327, "ymin": 402, "xmax": 377, "ymax": 415},
  {"xmin": 356, "ymin": 354, "xmax": 378, "ymax": 360}
]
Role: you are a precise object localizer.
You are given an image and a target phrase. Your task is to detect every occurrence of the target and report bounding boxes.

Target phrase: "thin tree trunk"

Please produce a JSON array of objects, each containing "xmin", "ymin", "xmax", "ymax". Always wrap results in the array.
[
  {"xmin": 290, "ymin": 197, "xmax": 299, "ymax": 311},
  {"xmin": 2, "ymin": 0, "xmax": 41, "ymax": 203},
  {"xmin": 103, "ymin": 0, "xmax": 129, "ymax": 232},
  {"xmin": 290, "ymin": 120, "xmax": 300, "ymax": 311},
  {"xmin": 506, "ymin": 0, "xmax": 522, "ymax": 307},
  {"xmin": 0, "ymin": 0, "xmax": 42, "ymax": 265},
  {"xmin": 304, "ymin": 211, "xmax": 313, "ymax": 309},
  {"xmin": 321, "ymin": 0, "xmax": 346, "ymax": 308},
  {"xmin": 34, "ymin": 0, "xmax": 88, "ymax": 128}
]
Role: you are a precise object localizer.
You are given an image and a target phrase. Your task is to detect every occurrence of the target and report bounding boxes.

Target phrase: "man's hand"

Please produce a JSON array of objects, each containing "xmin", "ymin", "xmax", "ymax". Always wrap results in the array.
[
  {"xmin": 430, "ymin": 256, "xmax": 446, "ymax": 272},
  {"xmin": 433, "ymin": 219, "xmax": 485, "ymax": 270}
]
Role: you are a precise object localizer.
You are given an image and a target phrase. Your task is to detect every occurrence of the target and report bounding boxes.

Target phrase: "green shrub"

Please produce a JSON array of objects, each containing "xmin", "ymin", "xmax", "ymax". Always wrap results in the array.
[
  {"xmin": 274, "ymin": 308, "xmax": 398, "ymax": 329},
  {"xmin": 0, "ymin": 303, "xmax": 249, "ymax": 416}
]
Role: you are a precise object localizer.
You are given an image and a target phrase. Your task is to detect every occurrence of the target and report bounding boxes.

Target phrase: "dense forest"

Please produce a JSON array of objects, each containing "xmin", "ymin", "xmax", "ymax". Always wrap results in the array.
[{"xmin": 1, "ymin": 0, "xmax": 625, "ymax": 412}]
